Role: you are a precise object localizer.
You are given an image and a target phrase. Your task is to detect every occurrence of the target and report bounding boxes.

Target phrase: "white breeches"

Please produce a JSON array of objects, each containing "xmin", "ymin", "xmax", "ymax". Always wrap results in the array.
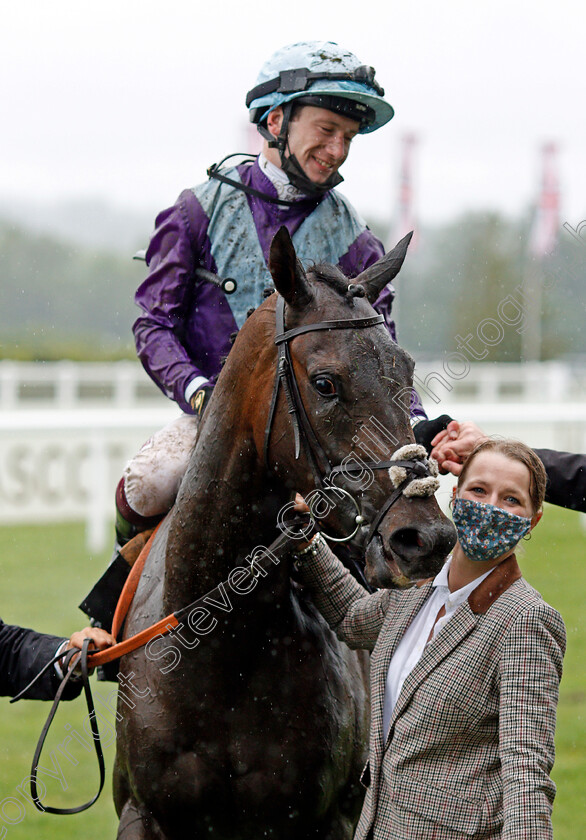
[{"xmin": 122, "ymin": 414, "xmax": 199, "ymax": 518}]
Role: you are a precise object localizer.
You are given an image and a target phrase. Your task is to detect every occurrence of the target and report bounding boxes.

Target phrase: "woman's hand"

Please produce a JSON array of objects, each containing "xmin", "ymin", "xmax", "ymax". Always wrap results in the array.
[
  {"xmin": 292, "ymin": 493, "xmax": 313, "ymax": 551},
  {"xmin": 293, "ymin": 492, "xmax": 310, "ymax": 514},
  {"xmin": 292, "ymin": 493, "xmax": 322, "ymax": 554}
]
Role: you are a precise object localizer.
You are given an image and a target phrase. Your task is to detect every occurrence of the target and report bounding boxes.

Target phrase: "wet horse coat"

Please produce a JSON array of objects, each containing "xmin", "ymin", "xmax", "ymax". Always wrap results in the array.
[{"xmin": 113, "ymin": 229, "xmax": 455, "ymax": 839}]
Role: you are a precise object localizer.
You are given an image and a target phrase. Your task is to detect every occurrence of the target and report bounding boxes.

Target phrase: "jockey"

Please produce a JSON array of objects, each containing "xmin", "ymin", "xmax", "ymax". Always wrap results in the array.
[{"xmin": 81, "ymin": 41, "xmax": 448, "ymax": 634}]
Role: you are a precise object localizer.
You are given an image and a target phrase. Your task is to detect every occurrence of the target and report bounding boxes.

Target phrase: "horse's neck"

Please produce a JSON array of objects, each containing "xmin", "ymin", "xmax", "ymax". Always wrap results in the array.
[{"xmin": 162, "ymin": 413, "xmax": 285, "ymax": 612}]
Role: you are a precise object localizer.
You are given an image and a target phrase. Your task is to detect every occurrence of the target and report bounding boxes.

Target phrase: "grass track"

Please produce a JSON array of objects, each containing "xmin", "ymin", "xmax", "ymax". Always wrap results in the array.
[{"xmin": 0, "ymin": 508, "xmax": 584, "ymax": 838}]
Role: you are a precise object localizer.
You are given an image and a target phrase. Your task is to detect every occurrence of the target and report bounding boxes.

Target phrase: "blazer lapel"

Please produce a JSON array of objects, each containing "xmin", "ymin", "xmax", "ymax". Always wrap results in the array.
[
  {"xmin": 468, "ymin": 554, "xmax": 521, "ymax": 613},
  {"xmin": 370, "ymin": 580, "xmax": 434, "ymax": 757}
]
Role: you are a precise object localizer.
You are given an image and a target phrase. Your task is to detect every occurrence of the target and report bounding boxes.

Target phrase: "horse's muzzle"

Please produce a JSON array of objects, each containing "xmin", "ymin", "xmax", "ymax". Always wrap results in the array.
[{"xmin": 365, "ymin": 519, "xmax": 456, "ymax": 588}]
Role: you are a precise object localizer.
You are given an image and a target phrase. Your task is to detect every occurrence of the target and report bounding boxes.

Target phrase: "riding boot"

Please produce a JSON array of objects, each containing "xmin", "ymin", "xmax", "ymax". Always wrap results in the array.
[
  {"xmin": 79, "ymin": 508, "xmax": 140, "ymax": 630},
  {"xmin": 79, "ymin": 480, "xmax": 161, "ymax": 682}
]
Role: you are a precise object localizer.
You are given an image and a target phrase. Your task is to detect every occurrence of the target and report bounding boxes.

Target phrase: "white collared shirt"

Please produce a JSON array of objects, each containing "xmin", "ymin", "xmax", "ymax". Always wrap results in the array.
[
  {"xmin": 258, "ymin": 153, "xmax": 305, "ymax": 202},
  {"xmin": 382, "ymin": 557, "xmax": 493, "ymax": 735}
]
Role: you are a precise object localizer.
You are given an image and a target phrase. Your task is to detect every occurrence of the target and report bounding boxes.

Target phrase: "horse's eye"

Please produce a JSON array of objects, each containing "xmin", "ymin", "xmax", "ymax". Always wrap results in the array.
[{"xmin": 313, "ymin": 376, "xmax": 337, "ymax": 397}]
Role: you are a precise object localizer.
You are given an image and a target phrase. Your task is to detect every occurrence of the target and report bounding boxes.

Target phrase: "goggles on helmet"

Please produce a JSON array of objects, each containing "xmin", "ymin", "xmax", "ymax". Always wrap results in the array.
[
  {"xmin": 247, "ymin": 64, "xmax": 384, "ymax": 112},
  {"xmin": 292, "ymin": 94, "xmax": 375, "ymax": 128},
  {"xmin": 229, "ymin": 43, "xmax": 394, "ymax": 198}
]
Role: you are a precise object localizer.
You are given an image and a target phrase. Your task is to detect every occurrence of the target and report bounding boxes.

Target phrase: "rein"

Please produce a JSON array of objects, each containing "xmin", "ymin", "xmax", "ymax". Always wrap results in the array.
[
  {"xmin": 10, "ymin": 640, "xmax": 105, "ymax": 814},
  {"xmin": 10, "ymin": 526, "xmax": 299, "ymax": 814}
]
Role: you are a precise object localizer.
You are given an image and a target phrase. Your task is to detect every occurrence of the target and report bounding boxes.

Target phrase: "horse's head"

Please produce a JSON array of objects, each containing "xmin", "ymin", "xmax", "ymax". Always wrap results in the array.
[{"xmin": 240, "ymin": 226, "xmax": 453, "ymax": 587}]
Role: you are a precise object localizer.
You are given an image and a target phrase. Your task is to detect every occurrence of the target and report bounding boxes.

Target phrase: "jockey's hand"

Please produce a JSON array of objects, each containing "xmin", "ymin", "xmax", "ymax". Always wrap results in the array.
[
  {"xmin": 190, "ymin": 383, "xmax": 214, "ymax": 416},
  {"xmin": 431, "ymin": 420, "xmax": 488, "ymax": 476}
]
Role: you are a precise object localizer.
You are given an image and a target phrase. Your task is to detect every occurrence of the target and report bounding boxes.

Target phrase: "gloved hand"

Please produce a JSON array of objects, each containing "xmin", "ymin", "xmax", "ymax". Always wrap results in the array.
[
  {"xmin": 190, "ymin": 384, "xmax": 214, "ymax": 416},
  {"xmin": 413, "ymin": 414, "xmax": 454, "ymax": 454}
]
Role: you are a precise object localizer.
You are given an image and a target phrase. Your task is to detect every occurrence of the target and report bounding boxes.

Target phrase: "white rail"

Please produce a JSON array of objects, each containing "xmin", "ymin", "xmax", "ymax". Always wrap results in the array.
[
  {"xmin": 2, "ymin": 360, "xmax": 586, "ymax": 410},
  {"xmin": 413, "ymin": 360, "xmax": 586, "ymax": 406},
  {"xmin": 0, "ymin": 408, "xmax": 177, "ymax": 552},
  {"xmin": 1, "ymin": 362, "xmax": 584, "ymax": 550},
  {"xmin": 0, "ymin": 360, "xmax": 167, "ymax": 410}
]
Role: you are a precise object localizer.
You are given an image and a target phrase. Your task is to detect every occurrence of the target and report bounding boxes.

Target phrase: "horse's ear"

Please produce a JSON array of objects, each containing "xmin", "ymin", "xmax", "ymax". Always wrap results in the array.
[
  {"xmin": 268, "ymin": 226, "xmax": 313, "ymax": 308},
  {"xmin": 356, "ymin": 232, "xmax": 413, "ymax": 304}
]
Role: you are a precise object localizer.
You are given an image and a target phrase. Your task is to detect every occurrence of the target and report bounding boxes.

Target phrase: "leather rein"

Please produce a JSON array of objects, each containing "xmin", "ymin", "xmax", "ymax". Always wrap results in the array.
[{"xmin": 10, "ymin": 528, "xmax": 294, "ymax": 815}]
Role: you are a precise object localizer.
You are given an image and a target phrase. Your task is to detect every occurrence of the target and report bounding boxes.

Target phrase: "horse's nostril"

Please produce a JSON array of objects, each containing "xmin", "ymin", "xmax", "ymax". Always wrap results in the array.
[{"xmin": 390, "ymin": 528, "xmax": 430, "ymax": 555}]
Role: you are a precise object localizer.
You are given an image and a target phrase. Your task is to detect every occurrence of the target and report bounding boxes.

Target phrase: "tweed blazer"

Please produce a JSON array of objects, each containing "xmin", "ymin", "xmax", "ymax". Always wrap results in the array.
[{"xmin": 298, "ymin": 543, "xmax": 566, "ymax": 840}]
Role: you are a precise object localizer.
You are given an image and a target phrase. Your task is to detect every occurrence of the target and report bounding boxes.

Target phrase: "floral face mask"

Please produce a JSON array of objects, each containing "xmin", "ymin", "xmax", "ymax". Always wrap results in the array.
[{"xmin": 451, "ymin": 497, "xmax": 531, "ymax": 562}]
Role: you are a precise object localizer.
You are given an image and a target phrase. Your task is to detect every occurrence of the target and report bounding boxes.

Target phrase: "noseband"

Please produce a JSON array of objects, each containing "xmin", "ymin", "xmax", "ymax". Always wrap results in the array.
[{"xmin": 264, "ymin": 294, "xmax": 436, "ymax": 544}]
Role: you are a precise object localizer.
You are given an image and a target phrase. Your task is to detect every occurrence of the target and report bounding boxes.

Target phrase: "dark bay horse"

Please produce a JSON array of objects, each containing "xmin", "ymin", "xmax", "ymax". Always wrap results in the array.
[{"xmin": 113, "ymin": 228, "xmax": 456, "ymax": 839}]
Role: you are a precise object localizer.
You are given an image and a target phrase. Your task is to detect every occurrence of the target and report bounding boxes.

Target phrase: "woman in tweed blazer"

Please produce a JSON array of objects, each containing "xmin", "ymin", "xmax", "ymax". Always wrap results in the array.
[{"xmin": 296, "ymin": 439, "xmax": 565, "ymax": 840}]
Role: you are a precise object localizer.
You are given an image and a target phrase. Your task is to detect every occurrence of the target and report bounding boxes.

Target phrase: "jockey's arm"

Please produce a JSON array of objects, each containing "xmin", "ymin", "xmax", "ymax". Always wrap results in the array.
[{"xmin": 133, "ymin": 193, "xmax": 216, "ymax": 414}]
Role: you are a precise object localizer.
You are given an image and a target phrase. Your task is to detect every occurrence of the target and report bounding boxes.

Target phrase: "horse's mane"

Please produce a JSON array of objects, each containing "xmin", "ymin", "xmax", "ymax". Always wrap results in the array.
[
  {"xmin": 222, "ymin": 266, "xmax": 358, "ymax": 368},
  {"xmin": 308, "ymin": 263, "xmax": 368, "ymax": 306},
  {"xmin": 307, "ymin": 262, "xmax": 349, "ymax": 297},
  {"xmin": 241, "ymin": 264, "xmax": 359, "ymax": 329}
]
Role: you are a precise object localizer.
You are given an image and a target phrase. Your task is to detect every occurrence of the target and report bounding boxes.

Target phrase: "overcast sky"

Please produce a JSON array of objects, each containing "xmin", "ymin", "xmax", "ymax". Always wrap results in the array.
[{"xmin": 2, "ymin": 0, "xmax": 584, "ymax": 231}]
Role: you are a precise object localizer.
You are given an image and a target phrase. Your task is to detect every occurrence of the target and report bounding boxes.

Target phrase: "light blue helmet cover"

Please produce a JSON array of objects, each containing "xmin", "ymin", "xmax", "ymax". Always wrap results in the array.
[{"xmin": 247, "ymin": 41, "xmax": 394, "ymax": 134}]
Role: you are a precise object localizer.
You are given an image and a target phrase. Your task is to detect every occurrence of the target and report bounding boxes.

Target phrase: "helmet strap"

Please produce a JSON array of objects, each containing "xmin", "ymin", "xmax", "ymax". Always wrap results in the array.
[
  {"xmin": 280, "ymin": 153, "xmax": 343, "ymax": 196},
  {"xmin": 256, "ymin": 121, "xmax": 281, "ymax": 150}
]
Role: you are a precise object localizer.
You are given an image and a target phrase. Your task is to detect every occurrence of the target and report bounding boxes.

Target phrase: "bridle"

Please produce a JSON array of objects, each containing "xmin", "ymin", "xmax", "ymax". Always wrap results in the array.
[{"xmin": 264, "ymin": 294, "xmax": 434, "ymax": 544}]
